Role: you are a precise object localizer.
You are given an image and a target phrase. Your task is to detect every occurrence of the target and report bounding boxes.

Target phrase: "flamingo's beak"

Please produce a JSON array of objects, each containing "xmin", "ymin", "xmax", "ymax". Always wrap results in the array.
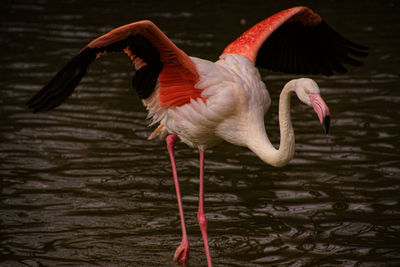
[{"xmin": 310, "ymin": 93, "xmax": 330, "ymax": 134}]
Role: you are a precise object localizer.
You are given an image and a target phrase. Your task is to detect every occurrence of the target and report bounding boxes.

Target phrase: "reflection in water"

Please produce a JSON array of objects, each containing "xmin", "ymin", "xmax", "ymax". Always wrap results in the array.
[{"xmin": 1, "ymin": 1, "xmax": 400, "ymax": 266}]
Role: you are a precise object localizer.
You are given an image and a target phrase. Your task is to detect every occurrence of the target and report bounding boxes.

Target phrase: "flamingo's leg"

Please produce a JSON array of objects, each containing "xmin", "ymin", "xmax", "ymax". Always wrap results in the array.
[
  {"xmin": 166, "ymin": 134, "xmax": 190, "ymax": 263},
  {"xmin": 198, "ymin": 150, "xmax": 212, "ymax": 267}
]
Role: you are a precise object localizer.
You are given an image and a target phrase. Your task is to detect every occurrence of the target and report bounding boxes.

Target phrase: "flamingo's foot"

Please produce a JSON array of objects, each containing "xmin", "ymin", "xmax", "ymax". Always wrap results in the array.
[{"xmin": 174, "ymin": 239, "xmax": 190, "ymax": 263}]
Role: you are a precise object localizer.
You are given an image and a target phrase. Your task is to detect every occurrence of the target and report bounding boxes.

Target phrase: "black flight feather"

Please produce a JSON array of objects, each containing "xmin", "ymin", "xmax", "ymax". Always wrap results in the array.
[
  {"xmin": 255, "ymin": 20, "xmax": 368, "ymax": 76},
  {"xmin": 27, "ymin": 34, "xmax": 162, "ymax": 113}
]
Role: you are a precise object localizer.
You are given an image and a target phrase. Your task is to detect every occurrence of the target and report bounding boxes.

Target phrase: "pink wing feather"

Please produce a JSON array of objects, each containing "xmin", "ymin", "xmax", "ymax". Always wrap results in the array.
[
  {"xmin": 222, "ymin": 6, "xmax": 367, "ymax": 76},
  {"xmin": 88, "ymin": 20, "xmax": 203, "ymax": 107},
  {"xmin": 223, "ymin": 7, "xmax": 321, "ymax": 63},
  {"xmin": 27, "ymin": 20, "xmax": 204, "ymax": 112}
]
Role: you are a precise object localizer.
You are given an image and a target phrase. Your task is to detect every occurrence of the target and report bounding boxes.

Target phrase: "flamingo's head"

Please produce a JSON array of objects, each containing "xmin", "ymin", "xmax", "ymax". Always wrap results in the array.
[{"xmin": 292, "ymin": 78, "xmax": 330, "ymax": 134}]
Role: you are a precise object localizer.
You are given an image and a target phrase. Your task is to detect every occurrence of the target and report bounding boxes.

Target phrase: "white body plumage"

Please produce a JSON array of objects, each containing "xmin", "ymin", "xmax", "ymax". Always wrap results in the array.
[{"xmin": 144, "ymin": 54, "xmax": 270, "ymax": 151}]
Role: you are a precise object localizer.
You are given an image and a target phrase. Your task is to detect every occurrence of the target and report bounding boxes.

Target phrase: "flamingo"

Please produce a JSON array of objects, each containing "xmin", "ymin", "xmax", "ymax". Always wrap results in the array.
[{"xmin": 27, "ymin": 6, "xmax": 367, "ymax": 266}]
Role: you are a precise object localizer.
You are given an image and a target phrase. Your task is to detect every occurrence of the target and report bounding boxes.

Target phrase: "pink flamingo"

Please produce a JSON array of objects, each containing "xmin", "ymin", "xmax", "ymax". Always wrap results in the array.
[{"xmin": 27, "ymin": 6, "xmax": 367, "ymax": 266}]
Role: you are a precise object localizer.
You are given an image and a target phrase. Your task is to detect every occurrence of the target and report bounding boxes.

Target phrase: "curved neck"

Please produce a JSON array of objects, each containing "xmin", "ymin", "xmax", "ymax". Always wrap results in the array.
[{"xmin": 247, "ymin": 82, "xmax": 295, "ymax": 167}]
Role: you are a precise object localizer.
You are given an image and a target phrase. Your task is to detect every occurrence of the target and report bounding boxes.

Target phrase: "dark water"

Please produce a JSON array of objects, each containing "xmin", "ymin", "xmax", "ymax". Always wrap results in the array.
[{"xmin": 1, "ymin": 1, "xmax": 400, "ymax": 266}]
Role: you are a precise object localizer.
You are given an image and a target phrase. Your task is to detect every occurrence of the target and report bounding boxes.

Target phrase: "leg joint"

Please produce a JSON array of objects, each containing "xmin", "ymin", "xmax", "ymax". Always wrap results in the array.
[
  {"xmin": 197, "ymin": 211, "xmax": 207, "ymax": 228},
  {"xmin": 166, "ymin": 134, "xmax": 179, "ymax": 149}
]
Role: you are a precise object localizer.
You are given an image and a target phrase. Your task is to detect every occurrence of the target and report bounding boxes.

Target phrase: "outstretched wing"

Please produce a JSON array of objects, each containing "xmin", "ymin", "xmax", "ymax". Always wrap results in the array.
[
  {"xmin": 27, "ymin": 20, "xmax": 202, "ymax": 113},
  {"xmin": 222, "ymin": 6, "xmax": 368, "ymax": 76}
]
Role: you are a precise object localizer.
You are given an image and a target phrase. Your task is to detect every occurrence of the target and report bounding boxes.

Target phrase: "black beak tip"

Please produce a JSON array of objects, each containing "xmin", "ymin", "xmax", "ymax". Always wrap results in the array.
[{"xmin": 322, "ymin": 115, "xmax": 330, "ymax": 134}]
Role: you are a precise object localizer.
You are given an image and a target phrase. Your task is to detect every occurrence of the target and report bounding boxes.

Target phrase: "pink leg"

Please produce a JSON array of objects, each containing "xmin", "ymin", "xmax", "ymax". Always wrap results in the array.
[
  {"xmin": 198, "ymin": 150, "xmax": 213, "ymax": 267},
  {"xmin": 166, "ymin": 135, "xmax": 190, "ymax": 263}
]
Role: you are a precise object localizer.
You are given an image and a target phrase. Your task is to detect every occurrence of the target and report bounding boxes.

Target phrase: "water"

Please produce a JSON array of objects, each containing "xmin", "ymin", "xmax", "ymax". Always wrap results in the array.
[{"xmin": 1, "ymin": 0, "xmax": 400, "ymax": 266}]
